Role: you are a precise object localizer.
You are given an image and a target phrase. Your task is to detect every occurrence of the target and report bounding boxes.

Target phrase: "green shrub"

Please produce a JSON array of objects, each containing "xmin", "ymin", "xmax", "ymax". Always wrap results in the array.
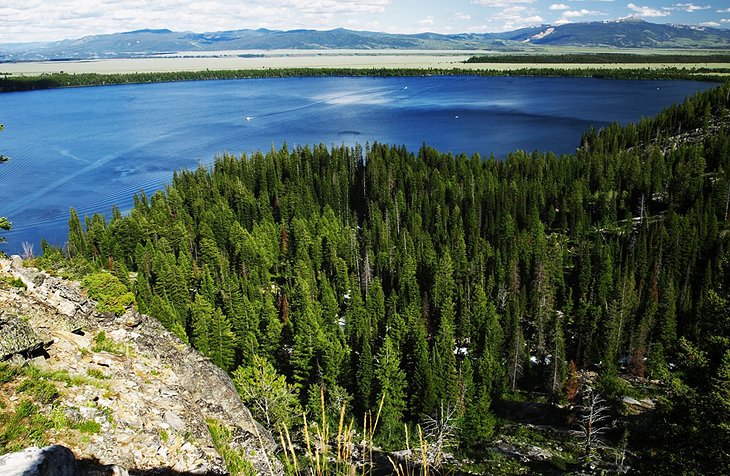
[
  {"xmin": 14, "ymin": 400, "xmax": 37, "ymax": 419},
  {"xmin": 74, "ymin": 420, "xmax": 101, "ymax": 434},
  {"xmin": 82, "ymin": 272, "xmax": 135, "ymax": 316},
  {"xmin": 86, "ymin": 368, "xmax": 110, "ymax": 380},
  {"xmin": 92, "ymin": 331, "xmax": 124, "ymax": 355},
  {"xmin": 0, "ymin": 362, "xmax": 19, "ymax": 384},
  {"xmin": 0, "ymin": 275, "xmax": 25, "ymax": 289},
  {"xmin": 30, "ymin": 240, "xmax": 67, "ymax": 273},
  {"xmin": 49, "ymin": 407, "xmax": 103, "ymax": 435}
]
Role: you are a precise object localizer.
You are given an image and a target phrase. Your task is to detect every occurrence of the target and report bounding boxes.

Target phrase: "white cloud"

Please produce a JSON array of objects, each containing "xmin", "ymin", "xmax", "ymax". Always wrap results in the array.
[
  {"xmin": 472, "ymin": 0, "xmax": 544, "ymax": 31},
  {"xmin": 701, "ymin": 21, "xmax": 720, "ymax": 27},
  {"xmin": 498, "ymin": 15, "xmax": 544, "ymax": 31},
  {"xmin": 517, "ymin": 15, "xmax": 544, "ymax": 24},
  {"xmin": 718, "ymin": 8, "xmax": 730, "ymax": 13},
  {"xmin": 627, "ymin": 3, "xmax": 671, "ymax": 17},
  {"xmin": 664, "ymin": 3, "xmax": 710, "ymax": 12},
  {"xmin": 0, "ymin": 0, "xmax": 393, "ymax": 42},
  {"xmin": 554, "ymin": 6, "xmax": 604, "ymax": 24},
  {"xmin": 454, "ymin": 12, "xmax": 472, "ymax": 21},
  {"xmin": 563, "ymin": 8, "xmax": 602, "ymax": 17},
  {"xmin": 504, "ymin": 5, "xmax": 529, "ymax": 13},
  {"xmin": 722, "ymin": 18, "xmax": 730, "ymax": 23},
  {"xmin": 419, "ymin": 16, "xmax": 435, "ymax": 27},
  {"xmin": 268, "ymin": 0, "xmax": 391, "ymax": 17},
  {"xmin": 549, "ymin": 4, "xmax": 570, "ymax": 10},
  {"xmin": 471, "ymin": 0, "xmax": 535, "ymax": 6}
]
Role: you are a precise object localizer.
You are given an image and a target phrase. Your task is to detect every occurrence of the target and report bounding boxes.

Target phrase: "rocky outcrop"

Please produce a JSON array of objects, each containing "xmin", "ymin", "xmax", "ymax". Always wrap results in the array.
[{"xmin": 0, "ymin": 257, "xmax": 283, "ymax": 475}]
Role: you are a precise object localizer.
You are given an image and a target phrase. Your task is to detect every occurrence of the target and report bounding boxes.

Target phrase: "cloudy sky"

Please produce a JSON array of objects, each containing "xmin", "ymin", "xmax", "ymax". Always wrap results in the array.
[{"xmin": 1, "ymin": 0, "xmax": 729, "ymax": 43}]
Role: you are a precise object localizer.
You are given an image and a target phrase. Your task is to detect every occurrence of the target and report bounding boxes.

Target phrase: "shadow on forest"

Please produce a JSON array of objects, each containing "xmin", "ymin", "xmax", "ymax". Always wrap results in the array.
[{"xmin": 494, "ymin": 396, "xmax": 573, "ymax": 428}]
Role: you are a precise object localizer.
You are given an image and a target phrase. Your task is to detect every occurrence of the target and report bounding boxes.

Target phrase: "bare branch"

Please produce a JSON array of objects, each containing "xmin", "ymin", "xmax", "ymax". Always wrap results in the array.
[{"xmin": 571, "ymin": 388, "xmax": 612, "ymax": 455}]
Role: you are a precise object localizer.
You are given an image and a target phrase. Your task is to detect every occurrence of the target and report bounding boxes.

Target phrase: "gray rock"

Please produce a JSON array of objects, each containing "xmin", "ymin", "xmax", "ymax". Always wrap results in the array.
[
  {"xmin": 29, "ymin": 355, "xmax": 50, "ymax": 370},
  {"xmin": 118, "ymin": 311, "xmax": 142, "ymax": 329},
  {"xmin": 622, "ymin": 396, "xmax": 642, "ymax": 406},
  {"xmin": 164, "ymin": 411, "xmax": 186, "ymax": 432},
  {"xmin": 0, "ymin": 445, "xmax": 78, "ymax": 476},
  {"xmin": 0, "ymin": 315, "xmax": 44, "ymax": 360},
  {"xmin": 91, "ymin": 352, "xmax": 117, "ymax": 368},
  {"xmin": 10, "ymin": 255, "xmax": 23, "ymax": 269},
  {"xmin": 7, "ymin": 353, "xmax": 28, "ymax": 366},
  {"xmin": 639, "ymin": 398, "xmax": 656, "ymax": 408}
]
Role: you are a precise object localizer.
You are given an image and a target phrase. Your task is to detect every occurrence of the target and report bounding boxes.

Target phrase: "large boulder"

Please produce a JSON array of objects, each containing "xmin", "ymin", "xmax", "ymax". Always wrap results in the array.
[
  {"xmin": 0, "ymin": 316, "xmax": 44, "ymax": 360},
  {"xmin": 0, "ymin": 445, "xmax": 78, "ymax": 476}
]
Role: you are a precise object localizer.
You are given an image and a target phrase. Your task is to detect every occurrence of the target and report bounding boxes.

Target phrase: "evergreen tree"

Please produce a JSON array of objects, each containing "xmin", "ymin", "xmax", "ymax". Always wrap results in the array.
[
  {"xmin": 208, "ymin": 307, "xmax": 236, "ymax": 371},
  {"xmin": 505, "ymin": 300, "xmax": 525, "ymax": 392},
  {"xmin": 189, "ymin": 294, "xmax": 214, "ymax": 356},
  {"xmin": 548, "ymin": 310, "xmax": 567, "ymax": 395},
  {"xmin": 232, "ymin": 354, "xmax": 301, "ymax": 429},
  {"xmin": 374, "ymin": 334, "xmax": 407, "ymax": 444},
  {"xmin": 459, "ymin": 355, "xmax": 496, "ymax": 450},
  {"xmin": 405, "ymin": 306, "xmax": 436, "ymax": 418},
  {"xmin": 68, "ymin": 208, "xmax": 87, "ymax": 257}
]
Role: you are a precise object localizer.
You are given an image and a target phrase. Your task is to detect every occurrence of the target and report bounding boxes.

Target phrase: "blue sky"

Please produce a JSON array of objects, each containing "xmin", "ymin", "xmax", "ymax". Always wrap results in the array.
[{"xmin": 0, "ymin": 1, "xmax": 729, "ymax": 43}]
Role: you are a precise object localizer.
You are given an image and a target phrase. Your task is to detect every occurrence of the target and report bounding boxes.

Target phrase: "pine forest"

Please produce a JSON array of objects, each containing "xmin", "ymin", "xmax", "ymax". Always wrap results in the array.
[{"xmin": 35, "ymin": 80, "xmax": 730, "ymax": 474}]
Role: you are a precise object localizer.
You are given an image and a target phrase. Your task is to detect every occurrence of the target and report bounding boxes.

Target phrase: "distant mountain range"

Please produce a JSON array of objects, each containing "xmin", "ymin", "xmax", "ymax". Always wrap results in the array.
[
  {"xmin": 1, "ymin": 18, "xmax": 729, "ymax": 62},
  {"xmin": 503, "ymin": 17, "xmax": 730, "ymax": 49}
]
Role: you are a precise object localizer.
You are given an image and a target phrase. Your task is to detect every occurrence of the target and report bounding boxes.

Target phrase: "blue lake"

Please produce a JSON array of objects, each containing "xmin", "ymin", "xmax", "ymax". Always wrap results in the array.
[{"xmin": 0, "ymin": 75, "xmax": 717, "ymax": 254}]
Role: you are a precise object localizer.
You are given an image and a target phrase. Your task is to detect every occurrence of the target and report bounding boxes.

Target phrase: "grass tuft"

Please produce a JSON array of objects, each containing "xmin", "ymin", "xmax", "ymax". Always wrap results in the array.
[
  {"xmin": 0, "ymin": 399, "xmax": 52, "ymax": 453},
  {"xmin": 86, "ymin": 368, "xmax": 110, "ymax": 380},
  {"xmin": 207, "ymin": 418, "xmax": 257, "ymax": 476},
  {"xmin": 17, "ymin": 379, "xmax": 59, "ymax": 404},
  {"xmin": 91, "ymin": 331, "xmax": 127, "ymax": 355}
]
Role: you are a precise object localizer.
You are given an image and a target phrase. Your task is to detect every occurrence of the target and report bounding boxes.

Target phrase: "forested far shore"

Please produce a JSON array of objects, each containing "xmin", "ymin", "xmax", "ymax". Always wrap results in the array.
[
  {"xmin": 0, "ymin": 66, "xmax": 727, "ymax": 93},
  {"xmin": 28, "ymin": 80, "xmax": 730, "ymax": 474},
  {"xmin": 465, "ymin": 52, "xmax": 730, "ymax": 64}
]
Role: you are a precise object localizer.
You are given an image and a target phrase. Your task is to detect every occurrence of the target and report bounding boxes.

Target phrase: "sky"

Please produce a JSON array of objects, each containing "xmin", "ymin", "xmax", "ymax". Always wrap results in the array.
[{"xmin": 1, "ymin": 0, "xmax": 729, "ymax": 44}]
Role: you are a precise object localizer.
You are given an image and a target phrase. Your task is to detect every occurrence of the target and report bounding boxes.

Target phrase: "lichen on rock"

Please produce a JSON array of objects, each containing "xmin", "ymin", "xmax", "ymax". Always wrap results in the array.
[{"xmin": 0, "ymin": 315, "xmax": 44, "ymax": 361}]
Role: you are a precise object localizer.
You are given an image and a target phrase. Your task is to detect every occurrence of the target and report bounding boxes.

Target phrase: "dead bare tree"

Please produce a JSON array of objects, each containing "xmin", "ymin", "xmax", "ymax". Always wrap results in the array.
[
  {"xmin": 724, "ymin": 177, "xmax": 730, "ymax": 221},
  {"xmin": 571, "ymin": 388, "xmax": 612, "ymax": 457},
  {"xmin": 421, "ymin": 402, "xmax": 457, "ymax": 469},
  {"xmin": 21, "ymin": 241, "xmax": 34, "ymax": 260}
]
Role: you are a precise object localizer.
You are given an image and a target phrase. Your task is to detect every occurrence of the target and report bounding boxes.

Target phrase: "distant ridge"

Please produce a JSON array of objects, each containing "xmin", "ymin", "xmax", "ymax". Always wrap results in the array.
[
  {"xmin": 1, "ymin": 18, "xmax": 729, "ymax": 62},
  {"xmin": 508, "ymin": 17, "xmax": 730, "ymax": 48}
]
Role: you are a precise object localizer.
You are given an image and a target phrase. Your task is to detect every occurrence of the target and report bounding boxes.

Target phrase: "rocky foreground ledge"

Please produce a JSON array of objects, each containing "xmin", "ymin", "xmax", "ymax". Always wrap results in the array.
[{"xmin": 0, "ymin": 257, "xmax": 282, "ymax": 475}]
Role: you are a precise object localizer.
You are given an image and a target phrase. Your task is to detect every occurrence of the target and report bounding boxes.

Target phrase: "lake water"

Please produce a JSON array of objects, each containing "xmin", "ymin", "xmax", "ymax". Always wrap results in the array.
[{"xmin": 0, "ymin": 76, "xmax": 716, "ymax": 254}]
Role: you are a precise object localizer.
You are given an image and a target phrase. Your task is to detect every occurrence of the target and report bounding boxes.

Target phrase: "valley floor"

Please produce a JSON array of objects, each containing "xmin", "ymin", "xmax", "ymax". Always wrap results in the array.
[{"xmin": 2, "ymin": 48, "xmax": 729, "ymax": 75}]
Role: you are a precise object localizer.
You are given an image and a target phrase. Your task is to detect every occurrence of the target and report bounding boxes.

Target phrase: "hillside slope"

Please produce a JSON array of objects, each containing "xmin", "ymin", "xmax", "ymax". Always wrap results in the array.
[
  {"xmin": 505, "ymin": 17, "xmax": 730, "ymax": 48},
  {"xmin": 0, "ymin": 257, "xmax": 282, "ymax": 475}
]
